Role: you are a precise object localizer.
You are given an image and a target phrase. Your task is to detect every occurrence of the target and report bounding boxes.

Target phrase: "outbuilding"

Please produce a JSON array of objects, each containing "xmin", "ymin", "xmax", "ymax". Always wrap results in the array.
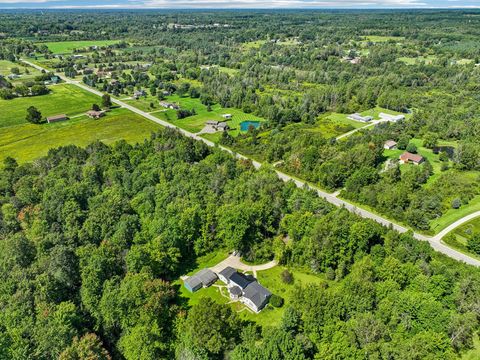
[
  {"xmin": 384, "ymin": 140, "xmax": 398, "ymax": 150},
  {"xmin": 47, "ymin": 114, "xmax": 68, "ymax": 123}
]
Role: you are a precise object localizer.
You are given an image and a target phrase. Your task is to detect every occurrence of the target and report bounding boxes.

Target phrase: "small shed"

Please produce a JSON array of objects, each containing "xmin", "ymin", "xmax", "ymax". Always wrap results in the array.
[
  {"xmin": 47, "ymin": 114, "xmax": 68, "ymax": 123},
  {"xmin": 184, "ymin": 276, "xmax": 202, "ymax": 293},
  {"xmin": 384, "ymin": 140, "xmax": 398, "ymax": 150}
]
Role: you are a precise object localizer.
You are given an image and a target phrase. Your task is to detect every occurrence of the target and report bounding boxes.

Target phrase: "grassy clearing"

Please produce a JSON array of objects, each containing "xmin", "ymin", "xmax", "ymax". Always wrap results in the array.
[
  {"xmin": 433, "ymin": 196, "xmax": 480, "ymax": 235},
  {"xmin": 0, "ymin": 108, "xmax": 161, "ymax": 164},
  {"xmin": 126, "ymin": 95, "xmax": 265, "ymax": 136},
  {"xmin": 177, "ymin": 259, "xmax": 324, "ymax": 328},
  {"xmin": 242, "ymin": 40, "xmax": 267, "ymax": 49},
  {"xmin": 398, "ymin": 55, "xmax": 437, "ymax": 65},
  {"xmin": 0, "ymin": 84, "xmax": 101, "ymax": 128},
  {"xmin": 38, "ymin": 40, "xmax": 120, "ymax": 54},
  {"xmin": 313, "ymin": 112, "xmax": 369, "ymax": 138},
  {"xmin": 364, "ymin": 35, "xmax": 405, "ymax": 42},
  {"xmin": 0, "ymin": 60, "xmax": 43, "ymax": 84}
]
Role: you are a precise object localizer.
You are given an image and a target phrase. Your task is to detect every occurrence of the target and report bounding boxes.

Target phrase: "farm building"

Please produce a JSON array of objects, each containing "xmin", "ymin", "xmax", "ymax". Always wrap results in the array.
[
  {"xmin": 47, "ymin": 114, "xmax": 68, "ymax": 123},
  {"xmin": 379, "ymin": 112, "xmax": 405, "ymax": 122},
  {"xmin": 384, "ymin": 140, "xmax": 398, "ymax": 150},
  {"xmin": 348, "ymin": 113, "xmax": 373, "ymax": 122},
  {"xmin": 399, "ymin": 152, "xmax": 424, "ymax": 165},
  {"xmin": 183, "ymin": 268, "xmax": 217, "ymax": 293}
]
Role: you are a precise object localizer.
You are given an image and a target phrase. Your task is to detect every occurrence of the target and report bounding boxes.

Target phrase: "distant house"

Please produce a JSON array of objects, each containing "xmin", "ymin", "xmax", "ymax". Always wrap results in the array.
[
  {"xmin": 206, "ymin": 120, "xmax": 219, "ymax": 126},
  {"xmin": 133, "ymin": 90, "xmax": 146, "ymax": 99},
  {"xmin": 8, "ymin": 74, "xmax": 21, "ymax": 80},
  {"xmin": 71, "ymin": 54, "xmax": 85, "ymax": 59},
  {"xmin": 184, "ymin": 268, "xmax": 218, "ymax": 293},
  {"xmin": 348, "ymin": 113, "xmax": 373, "ymax": 122},
  {"xmin": 379, "ymin": 112, "xmax": 405, "ymax": 122},
  {"xmin": 50, "ymin": 76, "xmax": 60, "ymax": 84},
  {"xmin": 47, "ymin": 114, "xmax": 68, "ymax": 123},
  {"xmin": 399, "ymin": 152, "xmax": 424, "ymax": 165},
  {"xmin": 159, "ymin": 101, "xmax": 180, "ymax": 110},
  {"xmin": 86, "ymin": 110, "xmax": 106, "ymax": 119},
  {"xmin": 222, "ymin": 114, "xmax": 232, "ymax": 119},
  {"xmin": 216, "ymin": 122, "xmax": 230, "ymax": 131},
  {"xmin": 384, "ymin": 140, "xmax": 398, "ymax": 150},
  {"xmin": 162, "ymin": 90, "xmax": 171, "ymax": 96},
  {"xmin": 96, "ymin": 70, "xmax": 111, "ymax": 78},
  {"xmin": 241, "ymin": 282, "xmax": 272, "ymax": 313}
]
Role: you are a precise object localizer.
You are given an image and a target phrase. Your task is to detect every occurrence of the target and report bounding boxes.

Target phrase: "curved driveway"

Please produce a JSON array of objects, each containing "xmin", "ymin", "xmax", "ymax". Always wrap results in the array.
[{"xmin": 22, "ymin": 59, "xmax": 480, "ymax": 268}]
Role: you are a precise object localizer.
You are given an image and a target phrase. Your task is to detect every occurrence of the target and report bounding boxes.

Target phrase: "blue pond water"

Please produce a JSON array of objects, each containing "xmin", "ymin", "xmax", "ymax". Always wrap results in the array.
[{"xmin": 240, "ymin": 121, "xmax": 261, "ymax": 131}]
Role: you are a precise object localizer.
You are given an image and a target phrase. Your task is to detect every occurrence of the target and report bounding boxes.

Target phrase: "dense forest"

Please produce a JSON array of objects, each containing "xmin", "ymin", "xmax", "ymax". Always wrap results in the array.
[
  {"xmin": 2, "ymin": 9, "xmax": 479, "ymax": 230},
  {"xmin": 0, "ymin": 128, "xmax": 479, "ymax": 359}
]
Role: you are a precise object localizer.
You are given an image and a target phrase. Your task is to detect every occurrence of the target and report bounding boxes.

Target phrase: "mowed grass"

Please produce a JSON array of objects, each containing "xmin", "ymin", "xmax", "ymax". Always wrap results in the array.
[
  {"xmin": 364, "ymin": 35, "xmax": 405, "ymax": 42},
  {"xmin": 0, "ymin": 84, "xmax": 101, "ymax": 128},
  {"xmin": 0, "ymin": 108, "xmax": 161, "ymax": 164},
  {"xmin": 126, "ymin": 94, "xmax": 265, "ymax": 136},
  {"xmin": 38, "ymin": 40, "xmax": 120, "ymax": 54},
  {"xmin": 0, "ymin": 60, "xmax": 43, "ymax": 84},
  {"xmin": 398, "ymin": 55, "xmax": 437, "ymax": 65},
  {"xmin": 177, "ymin": 253, "xmax": 324, "ymax": 328}
]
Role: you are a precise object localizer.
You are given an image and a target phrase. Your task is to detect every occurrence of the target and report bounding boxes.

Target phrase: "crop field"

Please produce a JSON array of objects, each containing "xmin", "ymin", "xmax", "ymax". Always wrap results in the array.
[
  {"xmin": 0, "ymin": 84, "xmax": 101, "ymax": 128},
  {"xmin": 0, "ymin": 108, "xmax": 161, "ymax": 164},
  {"xmin": 38, "ymin": 40, "xmax": 120, "ymax": 54}
]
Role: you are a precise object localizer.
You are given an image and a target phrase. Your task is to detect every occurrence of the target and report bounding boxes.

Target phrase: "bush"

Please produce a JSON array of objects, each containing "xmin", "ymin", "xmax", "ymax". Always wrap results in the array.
[
  {"xmin": 281, "ymin": 269, "xmax": 294, "ymax": 284},
  {"xmin": 406, "ymin": 142, "xmax": 417, "ymax": 154},
  {"xmin": 467, "ymin": 234, "xmax": 480, "ymax": 255},
  {"xmin": 451, "ymin": 198, "xmax": 462, "ymax": 209},
  {"xmin": 270, "ymin": 294, "xmax": 284, "ymax": 308}
]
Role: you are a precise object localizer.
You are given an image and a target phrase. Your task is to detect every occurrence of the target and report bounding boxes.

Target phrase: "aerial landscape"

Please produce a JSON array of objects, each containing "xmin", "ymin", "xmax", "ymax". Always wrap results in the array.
[{"xmin": 1, "ymin": 3, "xmax": 480, "ymax": 360}]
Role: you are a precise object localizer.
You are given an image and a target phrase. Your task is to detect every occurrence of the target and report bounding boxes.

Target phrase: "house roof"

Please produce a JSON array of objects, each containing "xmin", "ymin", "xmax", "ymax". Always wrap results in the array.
[
  {"xmin": 400, "ymin": 152, "xmax": 424, "ymax": 163},
  {"xmin": 47, "ymin": 114, "xmax": 67, "ymax": 121},
  {"xmin": 229, "ymin": 272, "xmax": 252, "ymax": 289},
  {"xmin": 217, "ymin": 122, "xmax": 229, "ymax": 129},
  {"xmin": 229, "ymin": 286, "xmax": 242, "ymax": 296},
  {"xmin": 184, "ymin": 275, "xmax": 202, "ymax": 289},
  {"xmin": 219, "ymin": 266, "xmax": 236, "ymax": 280},
  {"xmin": 243, "ymin": 282, "xmax": 272, "ymax": 308},
  {"xmin": 385, "ymin": 140, "xmax": 397, "ymax": 147},
  {"xmin": 196, "ymin": 268, "xmax": 217, "ymax": 285}
]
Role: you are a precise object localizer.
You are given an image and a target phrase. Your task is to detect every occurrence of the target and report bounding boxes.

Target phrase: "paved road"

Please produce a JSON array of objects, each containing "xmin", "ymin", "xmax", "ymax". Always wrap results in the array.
[{"xmin": 22, "ymin": 59, "xmax": 480, "ymax": 267}]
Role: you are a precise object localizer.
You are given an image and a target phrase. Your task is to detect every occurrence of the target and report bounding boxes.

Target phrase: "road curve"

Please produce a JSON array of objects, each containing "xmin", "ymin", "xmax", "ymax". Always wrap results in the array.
[{"xmin": 21, "ymin": 59, "xmax": 480, "ymax": 267}]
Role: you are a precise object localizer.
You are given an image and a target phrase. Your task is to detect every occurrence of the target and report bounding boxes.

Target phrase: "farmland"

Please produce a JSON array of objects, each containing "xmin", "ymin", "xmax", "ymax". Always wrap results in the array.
[
  {"xmin": 0, "ymin": 84, "xmax": 101, "ymax": 128},
  {"xmin": 0, "ymin": 107, "xmax": 161, "ymax": 164},
  {"xmin": 38, "ymin": 39, "xmax": 121, "ymax": 54}
]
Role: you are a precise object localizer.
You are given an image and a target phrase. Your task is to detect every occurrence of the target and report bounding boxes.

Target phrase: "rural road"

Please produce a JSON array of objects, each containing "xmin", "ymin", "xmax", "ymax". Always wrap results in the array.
[{"xmin": 21, "ymin": 59, "xmax": 480, "ymax": 267}]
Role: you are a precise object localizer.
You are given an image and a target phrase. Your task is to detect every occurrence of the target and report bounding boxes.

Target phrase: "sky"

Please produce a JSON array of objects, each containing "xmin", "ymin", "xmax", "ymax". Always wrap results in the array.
[{"xmin": 0, "ymin": 0, "xmax": 479, "ymax": 9}]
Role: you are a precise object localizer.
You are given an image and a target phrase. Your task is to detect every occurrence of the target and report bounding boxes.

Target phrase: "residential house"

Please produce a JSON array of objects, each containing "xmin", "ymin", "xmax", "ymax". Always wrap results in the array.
[
  {"xmin": 47, "ymin": 114, "xmax": 68, "ymax": 123},
  {"xmin": 206, "ymin": 120, "xmax": 219, "ymax": 126},
  {"xmin": 50, "ymin": 76, "xmax": 60, "ymax": 84},
  {"xmin": 133, "ymin": 90, "xmax": 146, "ymax": 99},
  {"xmin": 384, "ymin": 140, "xmax": 398, "ymax": 150},
  {"xmin": 216, "ymin": 122, "xmax": 230, "ymax": 131},
  {"xmin": 222, "ymin": 114, "xmax": 232, "ymax": 119},
  {"xmin": 241, "ymin": 281, "xmax": 272, "ymax": 313},
  {"xmin": 348, "ymin": 113, "xmax": 373, "ymax": 122},
  {"xmin": 218, "ymin": 266, "xmax": 236, "ymax": 284},
  {"xmin": 379, "ymin": 112, "xmax": 405, "ymax": 122},
  {"xmin": 159, "ymin": 101, "xmax": 180, "ymax": 110},
  {"xmin": 399, "ymin": 152, "xmax": 424, "ymax": 165},
  {"xmin": 184, "ymin": 268, "xmax": 218, "ymax": 293}
]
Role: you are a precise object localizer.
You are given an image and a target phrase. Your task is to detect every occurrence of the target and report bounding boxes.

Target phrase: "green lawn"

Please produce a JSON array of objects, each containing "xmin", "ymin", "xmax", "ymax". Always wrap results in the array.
[
  {"xmin": 0, "ymin": 84, "xmax": 101, "ymax": 128},
  {"xmin": 0, "ymin": 108, "xmax": 161, "ymax": 164},
  {"xmin": 38, "ymin": 40, "xmax": 120, "ymax": 54},
  {"xmin": 127, "ymin": 95, "xmax": 265, "ymax": 136},
  {"xmin": 0, "ymin": 60, "xmax": 43, "ymax": 85},
  {"xmin": 364, "ymin": 35, "xmax": 405, "ymax": 42},
  {"xmin": 398, "ymin": 55, "xmax": 437, "ymax": 65},
  {"xmin": 177, "ymin": 255, "xmax": 324, "ymax": 328}
]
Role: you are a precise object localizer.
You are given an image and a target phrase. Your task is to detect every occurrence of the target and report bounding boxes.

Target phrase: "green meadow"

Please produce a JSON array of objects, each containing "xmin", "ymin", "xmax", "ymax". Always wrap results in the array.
[
  {"xmin": 0, "ymin": 108, "xmax": 161, "ymax": 164},
  {"xmin": 0, "ymin": 84, "xmax": 100, "ymax": 128},
  {"xmin": 38, "ymin": 40, "xmax": 120, "ymax": 54}
]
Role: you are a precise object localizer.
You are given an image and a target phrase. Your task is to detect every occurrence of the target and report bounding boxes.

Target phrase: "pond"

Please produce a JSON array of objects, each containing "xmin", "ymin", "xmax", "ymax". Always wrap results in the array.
[{"xmin": 240, "ymin": 121, "xmax": 261, "ymax": 131}]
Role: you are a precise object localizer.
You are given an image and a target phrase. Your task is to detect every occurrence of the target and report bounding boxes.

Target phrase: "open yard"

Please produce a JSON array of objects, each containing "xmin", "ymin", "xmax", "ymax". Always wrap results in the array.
[
  {"xmin": 177, "ymin": 251, "xmax": 324, "ymax": 328},
  {"xmin": 38, "ymin": 40, "xmax": 121, "ymax": 54},
  {"xmin": 443, "ymin": 216, "xmax": 480, "ymax": 260},
  {"xmin": 0, "ymin": 84, "xmax": 101, "ymax": 128},
  {"xmin": 0, "ymin": 108, "xmax": 161, "ymax": 164},
  {"xmin": 0, "ymin": 60, "xmax": 43, "ymax": 85},
  {"xmin": 126, "ymin": 94, "xmax": 266, "ymax": 136}
]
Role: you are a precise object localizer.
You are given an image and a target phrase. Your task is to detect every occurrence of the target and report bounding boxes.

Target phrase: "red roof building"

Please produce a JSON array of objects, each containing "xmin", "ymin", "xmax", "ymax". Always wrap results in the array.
[{"xmin": 399, "ymin": 152, "xmax": 424, "ymax": 165}]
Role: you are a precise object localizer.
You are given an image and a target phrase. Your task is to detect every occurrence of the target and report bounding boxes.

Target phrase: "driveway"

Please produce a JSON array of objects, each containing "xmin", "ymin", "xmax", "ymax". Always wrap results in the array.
[{"xmin": 210, "ymin": 254, "xmax": 277, "ymax": 277}]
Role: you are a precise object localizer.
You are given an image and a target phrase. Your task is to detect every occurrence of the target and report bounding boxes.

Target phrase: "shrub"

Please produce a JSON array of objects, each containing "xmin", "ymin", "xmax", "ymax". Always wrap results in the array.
[
  {"xmin": 467, "ymin": 234, "xmax": 480, "ymax": 255},
  {"xmin": 270, "ymin": 294, "xmax": 284, "ymax": 308},
  {"xmin": 406, "ymin": 142, "xmax": 417, "ymax": 154},
  {"xmin": 451, "ymin": 198, "xmax": 462, "ymax": 209},
  {"xmin": 281, "ymin": 269, "xmax": 294, "ymax": 284}
]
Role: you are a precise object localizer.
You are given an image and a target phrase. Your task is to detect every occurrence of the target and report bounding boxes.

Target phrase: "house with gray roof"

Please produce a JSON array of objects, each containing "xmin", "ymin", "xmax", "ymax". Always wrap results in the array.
[
  {"xmin": 218, "ymin": 266, "xmax": 236, "ymax": 284},
  {"xmin": 348, "ymin": 113, "xmax": 373, "ymax": 122},
  {"xmin": 183, "ymin": 268, "xmax": 217, "ymax": 293},
  {"xmin": 241, "ymin": 282, "xmax": 272, "ymax": 313}
]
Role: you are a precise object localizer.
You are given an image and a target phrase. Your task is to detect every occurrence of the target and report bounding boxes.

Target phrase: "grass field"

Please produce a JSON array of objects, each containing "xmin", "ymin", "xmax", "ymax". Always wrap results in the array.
[
  {"xmin": 126, "ymin": 94, "xmax": 265, "ymax": 136},
  {"xmin": 364, "ymin": 35, "xmax": 405, "ymax": 42},
  {"xmin": 398, "ymin": 55, "xmax": 437, "ymax": 65},
  {"xmin": 0, "ymin": 108, "xmax": 161, "ymax": 164},
  {"xmin": 0, "ymin": 84, "xmax": 101, "ymax": 128},
  {"xmin": 313, "ymin": 112, "xmax": 369, "ymax": 138},
  {"xmin": 0, "ymin": 60, "xmax": 43, "ymax": 85},
  {"xmin": 38, "ymin": 40, "xmax": 120, "ymax": 54}
]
